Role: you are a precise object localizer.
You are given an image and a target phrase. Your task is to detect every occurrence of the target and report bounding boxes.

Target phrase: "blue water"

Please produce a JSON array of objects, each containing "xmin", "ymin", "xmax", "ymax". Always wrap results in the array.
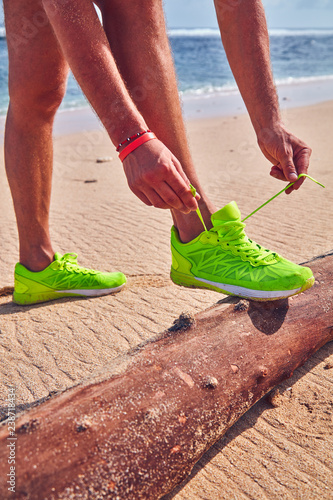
[
  {"xmin": 170, "ymin": 28, "xmax": 333, "ymax": 95},
  {"xmin": 0, "ymin": 27, "xmax": 332, "ymax": 115}
]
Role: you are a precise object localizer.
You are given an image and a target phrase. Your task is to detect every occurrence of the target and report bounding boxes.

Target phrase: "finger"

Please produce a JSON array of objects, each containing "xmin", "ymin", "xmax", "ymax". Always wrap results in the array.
[
  {"xmin": 270, "ymin": 165, "xmax": 298, "ymax": 195},
  {"xmin": 171, "ymin": 160, "xmax": 201, "ymax": 205},
  {"xmin": 171, "ymin": 157, "xmax": 189, "ymax": 183},
  {"xmin": 143, "ymin": 187, "xmax": 191, "ymax": 213},
  {"xmin": 270, "ymin": 164, "xmax": 286, "ymax": 181},
  {"xmin": 166, "ymin": 170, "xmax": 199, "ymax": 211},
  {"xmin": 130, "ymin": 187, "xmax": 153, "ymax": 207},
  {"xmin": 283, "ymin": 147, "xmax": 311, "ymax": 193},
  {"xmin": 155, "ymin": 148, "xmax": 200, "ymax": 206},
  {"xmin": 280, "ymin": 153, "xmax": 298, "ymax": 183},
  {"xmin": 157, "ymin": 181, "xmax": 191, "ymax": 212},
  {"xmin": 144, "ymin": 188, "xmax": 169, "ymax": 209},
  {"xmin": 284, "ymin": 184, "xmax": 294, "ymax": 195},
  {"xmin": 288, "ymin": 175, "xmax": 305, "ymax": 192},
  {"xmin": 292, "ymin": 147, "xmax": 311, "ymax": 190},
  {"xmin": 284, "ymin": 174, "xmax": 307, "ymax": 195},
  {"xmin": 294, "ymin": 148, "xmax": 311, "ymax": 174}
]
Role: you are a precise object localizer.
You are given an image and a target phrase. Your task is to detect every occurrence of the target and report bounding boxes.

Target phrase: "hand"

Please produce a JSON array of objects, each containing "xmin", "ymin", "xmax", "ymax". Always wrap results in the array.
[
  {"xmin": 257, "ymin": 124, "xmax": 312, "ymax": 194},
  {"xmin": 122, "ymin": 139, "xmax": 200, "ymax": 213}
]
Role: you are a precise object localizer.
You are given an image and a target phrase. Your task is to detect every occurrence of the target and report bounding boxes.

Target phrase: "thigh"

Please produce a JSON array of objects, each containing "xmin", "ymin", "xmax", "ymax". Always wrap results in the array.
[{"xmin": 3, "ymin": 0, "xmax": 69, "ymax": 98}]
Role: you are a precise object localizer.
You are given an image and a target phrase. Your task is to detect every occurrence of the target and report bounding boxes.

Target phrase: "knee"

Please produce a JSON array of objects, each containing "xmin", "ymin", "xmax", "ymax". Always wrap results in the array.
[{"xmin": 9, "ymin": 76, "xmax": 67, "ymax": 120}]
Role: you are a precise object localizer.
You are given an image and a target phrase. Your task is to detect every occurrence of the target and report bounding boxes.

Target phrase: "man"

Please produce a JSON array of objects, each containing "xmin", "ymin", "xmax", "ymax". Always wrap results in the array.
[{"xmin": 4, "ymin": 0, "xmax": 313, "ymax": 305}]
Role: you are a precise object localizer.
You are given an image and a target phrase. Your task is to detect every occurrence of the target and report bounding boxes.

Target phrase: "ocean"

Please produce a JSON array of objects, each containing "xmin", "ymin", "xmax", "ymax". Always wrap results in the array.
[{"xmin": 0, "ymin": 27, "xmax": 332, "ymax": 115}]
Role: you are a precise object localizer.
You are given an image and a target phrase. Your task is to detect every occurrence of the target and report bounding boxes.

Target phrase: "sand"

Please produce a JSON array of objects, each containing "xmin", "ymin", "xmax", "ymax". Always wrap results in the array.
[{"xmin": 0, "ymin": 100, "xmax": 332, "ymax": 499}]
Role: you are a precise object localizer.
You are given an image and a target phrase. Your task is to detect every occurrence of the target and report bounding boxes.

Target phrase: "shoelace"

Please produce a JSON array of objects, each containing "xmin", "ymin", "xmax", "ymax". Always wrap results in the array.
[
  {"xmin": 190, "ymin": 174, "xmax": 325, "ymax": 263},
  {"xmin": 55, "ymin": 253, "xmax": 98, "ymax": 274},
  {"xmin": 241, "ymin": 174, "xmax": 325, "ymax": 222},
  {"xmin": 210, "ymin": 221, "xmax": 275, "ymax": 263}
]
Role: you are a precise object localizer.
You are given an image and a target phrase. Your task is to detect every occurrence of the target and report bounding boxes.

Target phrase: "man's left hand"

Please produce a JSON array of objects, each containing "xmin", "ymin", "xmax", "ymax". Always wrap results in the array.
[{"xmin": 257, "ymin": 124, "xmax": 312, "ymax": 194}]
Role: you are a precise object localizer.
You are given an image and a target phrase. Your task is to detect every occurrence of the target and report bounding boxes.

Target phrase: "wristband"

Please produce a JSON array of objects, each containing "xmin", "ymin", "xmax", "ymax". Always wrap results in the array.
[
  {"xmin": 119, "ymin": 132, "xmax": 157, "ymax": 162},
  {"xmin": 116, "ymin": 129, "xmax": 151, "ymax": 152}
]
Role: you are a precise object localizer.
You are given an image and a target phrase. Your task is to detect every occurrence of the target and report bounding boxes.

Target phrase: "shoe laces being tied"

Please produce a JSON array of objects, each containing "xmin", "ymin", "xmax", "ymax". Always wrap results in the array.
[
  {"xmin": 53, "ymin": 253, "xmax": 98, "ymax": 274},
  {"xmin": 210, "ymin": 219, "xmax": 276, "ymax": 264},
  {"xmin": 190, "ymin": 174, "xmax": 325, "ymax": 264}
]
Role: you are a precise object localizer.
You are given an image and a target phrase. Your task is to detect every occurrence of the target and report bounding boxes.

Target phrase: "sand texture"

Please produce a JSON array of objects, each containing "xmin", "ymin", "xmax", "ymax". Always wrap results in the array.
[{"xmin": 0, "ymin": 101, "xmax": 332, "ymax": 499}]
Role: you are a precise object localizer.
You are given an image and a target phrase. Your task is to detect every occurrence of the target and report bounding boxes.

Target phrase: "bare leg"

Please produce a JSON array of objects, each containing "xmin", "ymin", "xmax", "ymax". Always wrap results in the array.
[
  {"xmin": 3, "ymin": 0, "xmax": 69, "ymax": 271},
  {"xmin": 98, "ymin": 0, "xmax": 217, "ymax": 241}
]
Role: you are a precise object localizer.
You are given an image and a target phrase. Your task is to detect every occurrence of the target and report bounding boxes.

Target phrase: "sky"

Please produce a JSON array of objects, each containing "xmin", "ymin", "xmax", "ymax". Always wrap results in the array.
[
  {"xmin": 163, "ymin": 0, "xmax": 333, "ymax": 29},
  {"xmin": 0, "ymin": 1, "xmax": 332, "ymax": 29}
]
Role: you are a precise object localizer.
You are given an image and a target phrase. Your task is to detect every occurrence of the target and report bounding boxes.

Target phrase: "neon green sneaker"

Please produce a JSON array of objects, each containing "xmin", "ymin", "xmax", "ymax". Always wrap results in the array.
[
  {"xmin": 171, "ymin": 201, "xmax": 314, "ymax": 301},
  {"xmin": 13, "ymin": 253, "xmax": 126, "ymax": 305}
]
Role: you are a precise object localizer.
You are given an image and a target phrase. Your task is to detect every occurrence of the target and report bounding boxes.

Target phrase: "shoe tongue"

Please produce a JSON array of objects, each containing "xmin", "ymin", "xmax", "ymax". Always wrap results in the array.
[
  {"xmin": 53, "ymin": 252, "xmax": 62, "ymax": 261},
  {"xmin": 211, "ymin": 201, "xmax": 241, "ymax": 226}
]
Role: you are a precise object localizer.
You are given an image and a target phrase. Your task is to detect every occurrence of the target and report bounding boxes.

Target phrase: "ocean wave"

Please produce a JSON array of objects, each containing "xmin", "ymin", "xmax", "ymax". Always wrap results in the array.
[
  {"xmin": 180, "ymin": 83, "xmax": 238, "ymax": 97},
  {"xmin": 0, "ymin": 26, "xmax": 331, "ymax": 40},
  {"xmin": 275, "ymin": 74, "xmax": 333, "ymax": 85},
  {"xmin": 269, "ymin": 28, "xmax": 333, "ymax": 37},
  {"xmin": 180, "ymin": 74, "xmax": 333, "ymax": 98},
  {"xmin": 168, "ymin": 28, "xmax": 220, "ymax": 37},
  {"xmin": 168, "ymin": 27, "xmax": 333, "ymax": 38}
]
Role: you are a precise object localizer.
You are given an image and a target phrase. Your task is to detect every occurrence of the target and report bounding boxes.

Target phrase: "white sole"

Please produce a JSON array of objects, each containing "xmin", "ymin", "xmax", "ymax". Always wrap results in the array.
[
  {"xmin": 55, "ymin": 284, "xmax": 125, "ymax": 296},
  {"xmin": 195, "ymin": 277, "xmax": 302, "ymax": 299}
]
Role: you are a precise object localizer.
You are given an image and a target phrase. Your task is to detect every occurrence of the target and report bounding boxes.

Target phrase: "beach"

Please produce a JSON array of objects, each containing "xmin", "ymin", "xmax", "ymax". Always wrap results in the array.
[{"xmin": 0, "ymin": 84, "xmax": 332, "ymax": 498}]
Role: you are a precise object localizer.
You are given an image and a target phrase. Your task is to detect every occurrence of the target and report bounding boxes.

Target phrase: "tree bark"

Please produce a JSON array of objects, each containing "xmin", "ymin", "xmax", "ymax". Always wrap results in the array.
[{"xmin": 0, "ymin": 252, "xmax": 332, "ymax": 500}]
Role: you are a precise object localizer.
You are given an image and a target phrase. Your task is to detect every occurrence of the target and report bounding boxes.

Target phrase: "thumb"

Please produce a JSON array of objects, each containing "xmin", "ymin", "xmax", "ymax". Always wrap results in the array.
[{"xmin": 280, "ymin": 154, "xmax": 298, "ymax": 182}]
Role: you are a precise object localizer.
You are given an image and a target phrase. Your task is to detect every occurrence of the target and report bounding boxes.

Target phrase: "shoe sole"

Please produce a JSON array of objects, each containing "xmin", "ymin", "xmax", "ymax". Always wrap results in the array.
[
  {"xmin": 13, "ymin": 284, "xmax": 125, "ymax": 306},
  {"xmin": 170, "ymin": 268, "xmax": 315, "ymax": 301}
]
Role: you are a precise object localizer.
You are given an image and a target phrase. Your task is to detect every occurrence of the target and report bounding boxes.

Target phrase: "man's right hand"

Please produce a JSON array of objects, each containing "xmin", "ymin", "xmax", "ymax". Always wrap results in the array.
[{"xmin": 122, "ymin": 139, "xmax": 200, "ymax": 213}]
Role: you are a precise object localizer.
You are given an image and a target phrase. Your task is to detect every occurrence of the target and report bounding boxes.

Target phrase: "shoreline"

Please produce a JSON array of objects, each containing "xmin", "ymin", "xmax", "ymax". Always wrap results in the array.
[
  {"xmin": 0, "ymin": 79, "xmax": 332, "ymax": 141},
  {"xmin": 46, "ymin": 77, "xmax": 333, "ymax": 133},
  {"xmin": 182, "ymin": 77, "xmax": 333, "ymax": 120},
  {"xmin": 56, "ymin": 78, "xmax": 333, "ymax": 133}
]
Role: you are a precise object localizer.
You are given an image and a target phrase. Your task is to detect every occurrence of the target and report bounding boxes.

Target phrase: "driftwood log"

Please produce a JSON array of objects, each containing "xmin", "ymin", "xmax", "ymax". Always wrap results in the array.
[{"xmin": 0, "ymin": 252, "xmax": 332, "ymax": 499}]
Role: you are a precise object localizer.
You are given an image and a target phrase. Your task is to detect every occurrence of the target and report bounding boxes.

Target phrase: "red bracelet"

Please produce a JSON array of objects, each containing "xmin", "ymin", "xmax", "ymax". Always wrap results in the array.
[
  {"xmin": 116, "ymin": 129, "xmax": 151, "ymax": 152},
  {"xmin": 119, "ymin": 132, "xmax": 157, "ymax": 162}
]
